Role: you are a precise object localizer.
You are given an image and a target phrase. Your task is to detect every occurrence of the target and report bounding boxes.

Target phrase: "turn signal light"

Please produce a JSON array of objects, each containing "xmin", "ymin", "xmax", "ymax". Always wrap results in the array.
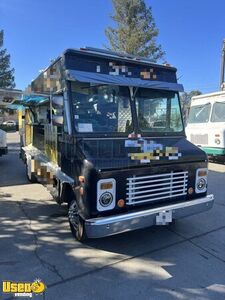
[
  {"xmin": 100, "ymin": 182, "xmax": 113, "ymax": 190},
  {"xmin": 198, "ymin": 170, "xmax": 207, "ymax": 177},
  {"xmin": 188, "ymin": 187, "xmax": 194, "ymax": 195},
  {"xmin": 117, "ymin": 199, "xmax": 125, "ymax": 208},
  {"xmin": 79, "ymin": 176, "xmax": 85, "ymax": 183}
]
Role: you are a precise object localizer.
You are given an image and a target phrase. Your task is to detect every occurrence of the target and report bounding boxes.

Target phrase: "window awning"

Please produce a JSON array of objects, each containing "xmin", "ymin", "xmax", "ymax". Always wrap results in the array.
[{"xmin": 67, "ymin": 70, "xmax": 184, "ymax": 92}]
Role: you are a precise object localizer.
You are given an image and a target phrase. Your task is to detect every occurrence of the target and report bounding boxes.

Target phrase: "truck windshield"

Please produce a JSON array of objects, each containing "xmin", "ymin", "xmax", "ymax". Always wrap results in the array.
[
  {"xmin": 135, "ymin": 89, "xmax": 183, "ymax": 133},
  {"xmin": 71, "ymin": 82, "xmax": 133, "ymax": 133},
  {"xmin": 188, "ymin": 103, "xmax": 211, "ymax": 123}
]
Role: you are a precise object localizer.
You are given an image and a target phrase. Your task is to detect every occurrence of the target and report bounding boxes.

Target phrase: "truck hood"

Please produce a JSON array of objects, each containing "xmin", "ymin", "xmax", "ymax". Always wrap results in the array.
[{"xmin": 78, "ymin": 136, "xmax": 207, "ymax": 171}]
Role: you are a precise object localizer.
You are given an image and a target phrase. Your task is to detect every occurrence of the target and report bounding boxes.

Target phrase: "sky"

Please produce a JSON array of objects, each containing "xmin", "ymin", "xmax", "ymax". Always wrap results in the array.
[{"xmin": 0, "ymin": 0, "xmax": 224, "ymax": 93}]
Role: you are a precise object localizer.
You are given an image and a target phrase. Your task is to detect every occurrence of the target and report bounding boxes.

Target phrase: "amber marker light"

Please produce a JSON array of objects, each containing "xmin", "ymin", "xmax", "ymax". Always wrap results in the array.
[
  {"xmin": 100, "ymin": 182, "xmax": 113, "ymax": 190},
  {"xmin": 117, "ymin": 199, "xmax": 125, "ymax": 208},
  {"xmin": 198, "ymin": 170, "xmax": 207, "ymax": 177},
  {"xmin": 79, "ymin": 176, "xmax": 85, "ymax": 183},
  {"xmin": 188, "ymin": 187, "xmax": 194, "ymax": 195}
]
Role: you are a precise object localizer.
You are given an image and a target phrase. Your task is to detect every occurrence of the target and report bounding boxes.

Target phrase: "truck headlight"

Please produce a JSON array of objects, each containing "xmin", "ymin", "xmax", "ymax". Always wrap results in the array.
[
  {"xmin": 97, "ymin": 179, "xmax": 116, "ymax": 211},
  {"xmin": 197, "ymin": 178, "xmax": 206, "ymax": 190},
  {"xmin": 195, "ymin": 168, "xmax": 207, "ymax": 193},
  {"xmin": 99, "ymin": 192, "xmax": 113, "ymax": 207}
]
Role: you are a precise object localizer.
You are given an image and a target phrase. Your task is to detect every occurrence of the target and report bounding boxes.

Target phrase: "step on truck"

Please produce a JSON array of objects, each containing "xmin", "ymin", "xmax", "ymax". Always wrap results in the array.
[{"xmin": 19, "ymin": 47, "xmax": 214, "ymax": 241}]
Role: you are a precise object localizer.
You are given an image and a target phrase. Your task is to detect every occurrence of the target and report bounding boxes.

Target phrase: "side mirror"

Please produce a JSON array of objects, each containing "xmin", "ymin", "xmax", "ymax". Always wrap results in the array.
[
  {"xmin": 51, "ymin": 94, "xmax": 64, "ymax": 126},
  {"xmin": 52, "ymin": 115, "xmax": 63, "ymax": 126},
  {"xmin": 51, "ymin": 95, "xmax": 63, "ymax": 107}
]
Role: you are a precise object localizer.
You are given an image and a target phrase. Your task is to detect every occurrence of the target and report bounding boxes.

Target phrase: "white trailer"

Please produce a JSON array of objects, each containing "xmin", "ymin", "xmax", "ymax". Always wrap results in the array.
[
  {"xmin": 186, "ymin": 91, "xmax": 225, "ymax": 156},
  {"xmin": 0, "ymin": 88, "xmax": 22, "ymax": 157}
]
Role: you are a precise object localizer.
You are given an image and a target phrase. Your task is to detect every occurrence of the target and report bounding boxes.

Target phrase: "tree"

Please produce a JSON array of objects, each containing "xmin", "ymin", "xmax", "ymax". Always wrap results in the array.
[
  {"xmin": 0, "ymin": 30, "xmax": 15, "ymax": 88},
  {"xmin": 105, "ymin": 0, "xmax": 165, "ymax": 62},
  {"xmin": 180, "ymin": 90, "xmax": 202, "ymax": 125}
]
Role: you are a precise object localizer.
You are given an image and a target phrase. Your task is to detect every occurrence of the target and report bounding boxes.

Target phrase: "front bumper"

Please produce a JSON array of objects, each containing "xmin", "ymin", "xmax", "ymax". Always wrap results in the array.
[
  {"xmin": 0, "ymin": 147, "xmax": 8, "ymax": 156},
  {"xmin": 85, "ymin": 195, "xmax": 214, "ymax": 238}
]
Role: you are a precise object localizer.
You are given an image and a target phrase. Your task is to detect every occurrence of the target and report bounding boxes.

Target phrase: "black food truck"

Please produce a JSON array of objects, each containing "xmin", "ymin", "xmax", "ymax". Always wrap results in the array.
[{"xmin": 20, "ymin": 47, "xmax": 214, "ymax": 241}]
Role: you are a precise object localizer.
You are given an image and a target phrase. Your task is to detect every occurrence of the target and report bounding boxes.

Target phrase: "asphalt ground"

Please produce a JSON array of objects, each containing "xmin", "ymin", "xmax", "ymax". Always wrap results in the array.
[{"xmin": 0, "ymin": 132, "xmax": 224, "ymax": 300}]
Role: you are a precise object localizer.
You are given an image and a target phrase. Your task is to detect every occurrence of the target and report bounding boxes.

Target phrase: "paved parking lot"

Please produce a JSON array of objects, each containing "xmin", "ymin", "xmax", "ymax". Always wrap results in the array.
[{"xmin": 0, "ymin": 133, "xmax": 225, "ymax": 300}]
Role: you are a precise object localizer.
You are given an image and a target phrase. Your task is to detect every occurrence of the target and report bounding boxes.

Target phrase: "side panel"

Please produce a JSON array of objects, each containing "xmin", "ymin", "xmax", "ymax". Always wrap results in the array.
[
  {"xmin": 31, "ymin": 59, "xmax": 65, "ymax": 94},
  {"xmin": 64, "ymin": 52, "xmax": 178, "ymax": 83},
  {"xmin": 44, "ymin": 124, "xmax": 58, "ymax": 164},
  {"xmin": 25, "ymin": 110, "xmax": 33, "ymax": 146}
]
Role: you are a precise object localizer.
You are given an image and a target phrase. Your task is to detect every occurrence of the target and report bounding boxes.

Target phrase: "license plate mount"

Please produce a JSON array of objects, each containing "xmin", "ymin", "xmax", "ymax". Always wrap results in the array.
[{"xmin": 156, "ymin": 210, "xmax": 172, "ymax": 225}]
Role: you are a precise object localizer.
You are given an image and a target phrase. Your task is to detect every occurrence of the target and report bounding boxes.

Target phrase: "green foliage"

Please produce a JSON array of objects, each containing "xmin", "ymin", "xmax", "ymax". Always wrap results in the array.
[
  {"xmin": 105, "ymin": 0, "xmax": 165, "ymax": 62},
  {"xmin": 0, "ymin": 30, "xmax": 15, "ymax": 89}
]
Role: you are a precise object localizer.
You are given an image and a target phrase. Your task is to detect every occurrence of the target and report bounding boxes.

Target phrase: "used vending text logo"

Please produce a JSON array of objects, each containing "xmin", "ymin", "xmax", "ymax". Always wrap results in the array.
[{"xmin": 2, "ymin": 279, "xmax": 46, "ymax": 298}]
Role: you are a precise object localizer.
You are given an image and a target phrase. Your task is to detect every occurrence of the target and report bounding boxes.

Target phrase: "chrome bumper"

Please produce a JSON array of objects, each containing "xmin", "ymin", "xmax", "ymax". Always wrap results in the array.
[{"xmin": 85, "ymin": 195, "xmax": 214, "ymax": 238}]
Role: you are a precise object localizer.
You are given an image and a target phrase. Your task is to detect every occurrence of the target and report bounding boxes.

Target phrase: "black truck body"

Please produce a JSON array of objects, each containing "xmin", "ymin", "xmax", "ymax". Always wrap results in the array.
[{"xmin": 20, "ymin": 48, "xmax": 214, "ymax": 241}]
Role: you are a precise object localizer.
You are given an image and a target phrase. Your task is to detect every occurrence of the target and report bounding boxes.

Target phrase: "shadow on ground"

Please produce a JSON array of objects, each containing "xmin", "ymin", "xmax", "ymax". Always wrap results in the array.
[
  {"xmin": 0, "ymin": 134, "xmax": 225, "ymax": 299},
  {"xmin": 0, "ymin": 194, "xmax": 225, "ymax": 300}
]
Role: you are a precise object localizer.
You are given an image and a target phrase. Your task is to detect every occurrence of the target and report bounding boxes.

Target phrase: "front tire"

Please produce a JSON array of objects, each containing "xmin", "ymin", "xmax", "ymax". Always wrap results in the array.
[{"xmin": 68, "ymin": 200, "xmax": 87, "ymax": 242}]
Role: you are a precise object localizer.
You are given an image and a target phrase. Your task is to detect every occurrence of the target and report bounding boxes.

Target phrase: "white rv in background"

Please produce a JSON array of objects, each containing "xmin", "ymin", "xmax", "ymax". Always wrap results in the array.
[{"xmin": 186, "ymin": 91, "xmax": 225, "ymax": 157}]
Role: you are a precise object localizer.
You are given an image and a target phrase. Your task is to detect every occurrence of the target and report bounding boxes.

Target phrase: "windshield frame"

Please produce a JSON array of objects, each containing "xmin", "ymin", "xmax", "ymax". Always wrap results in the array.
[{"xmin": 68, "ymin": 81, "xmax": 185, "ymax": 138}]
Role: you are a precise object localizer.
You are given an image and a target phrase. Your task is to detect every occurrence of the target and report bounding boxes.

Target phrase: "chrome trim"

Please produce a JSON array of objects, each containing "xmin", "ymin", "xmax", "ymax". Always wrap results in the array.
[
  {"xmin": 127, "ymin": 184, "xmax": 187, "ymax": 196},
  {"xmin": 127, "ymin": 171, "xmax": 188, "ymax": 181},
  {"xmin": 126, "ymin": 171, "xmax": 188, "ymax": 205},
  {"xmin": 126, "ymin": 192, "xmax": 188, "ymax": 205},
  {"xmin": 126, "ymin": 176, "xmax": 187, "ymax": 185},
  {"xmin": 126, "ymin": 179, "xmax": 187, "ymax": 189},
  {"xmin": 127, "ymin": 188, "xmax": 186, "ymax": 200},
  {"xmin": 85, "ymin": 195, "xmax": 214, "ymax": 238}
]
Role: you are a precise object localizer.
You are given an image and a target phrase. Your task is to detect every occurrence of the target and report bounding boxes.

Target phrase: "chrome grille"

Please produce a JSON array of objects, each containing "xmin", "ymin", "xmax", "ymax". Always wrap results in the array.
[
  {"xmin": 126, "ymin": 171, "xmax": 188, "ymax": 205},
  {"xmin": 190, "ymin": 134, "xmax": 208, "ymax": 145}
]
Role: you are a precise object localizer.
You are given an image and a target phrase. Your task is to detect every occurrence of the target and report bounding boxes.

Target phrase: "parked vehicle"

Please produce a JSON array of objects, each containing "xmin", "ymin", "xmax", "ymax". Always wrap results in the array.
[
  {"xmin": 186, "ymin": 91, "xmax": 225, "ymax": 157},
  {"xmin": 186, "ymin": 40, "xmax": 225, "ymax": 158},
  {"xmin": 0, "ymin": 129, "xmax": 7, "ymax": 157},
  {"xmin": 19, "ymin": 47, "xmax": 214, "ymax": 241},
  {"xmin": 3, "ymin": 120, "xmax": 17, "ymax": 126},
  {"xmin": 0, "ymin": 89, "xmax": 22, "ymax": 134}
]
